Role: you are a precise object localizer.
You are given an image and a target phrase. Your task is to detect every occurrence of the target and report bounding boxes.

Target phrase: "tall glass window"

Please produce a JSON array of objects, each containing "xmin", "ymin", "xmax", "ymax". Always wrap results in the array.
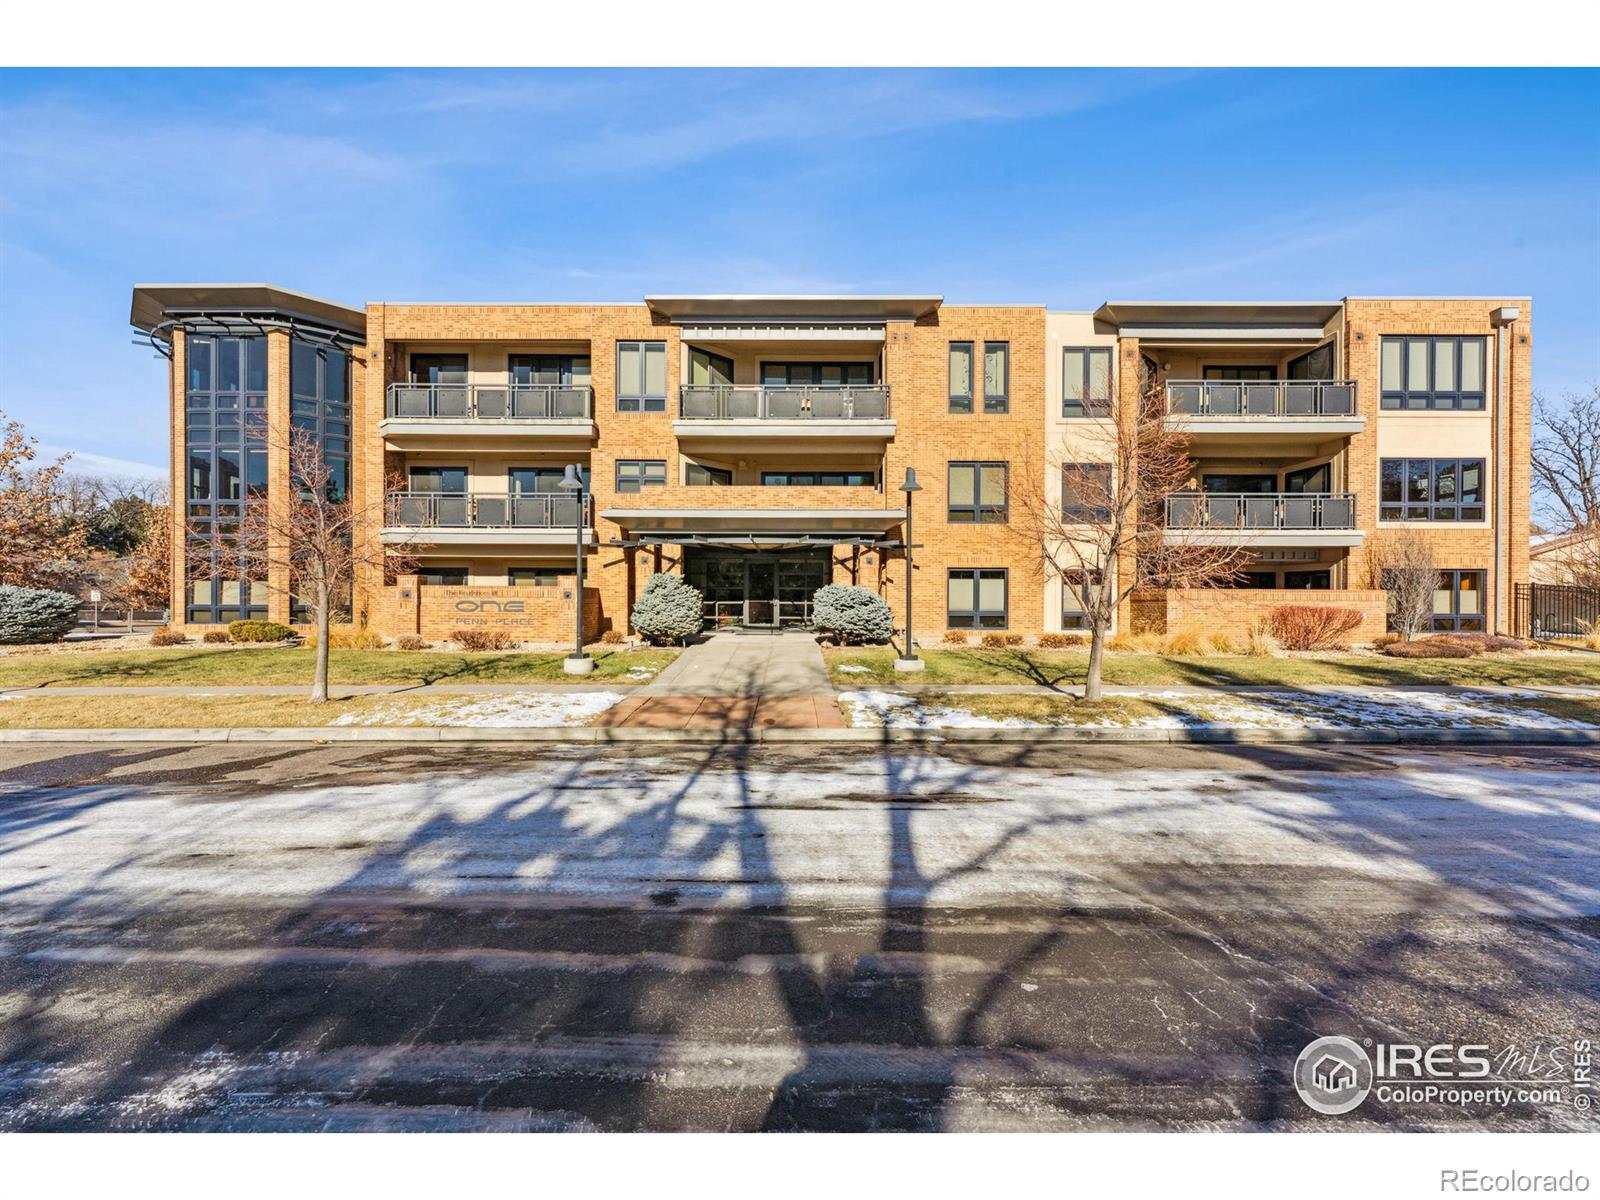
[
  {"xmin": 1063, "ymin": 347, "xmax": 1113, "ymax": 417},
  {"xmin": 185, "ymin": 334, "xmax": 267, "ymax": 624},
  {"xmin": 289, "ymin": 339, "xmax": 352, "ymax": 622}
]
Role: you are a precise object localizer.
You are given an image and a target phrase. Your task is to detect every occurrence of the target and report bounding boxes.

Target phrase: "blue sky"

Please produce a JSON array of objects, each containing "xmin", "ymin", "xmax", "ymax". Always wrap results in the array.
[{"xmin": 1, "ymin": 67, "xmax": 1596, "ymax": 478}]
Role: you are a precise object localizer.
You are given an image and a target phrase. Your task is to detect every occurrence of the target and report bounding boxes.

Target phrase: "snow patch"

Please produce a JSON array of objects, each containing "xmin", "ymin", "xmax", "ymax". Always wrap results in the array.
[
  {"xmin": 836, "ymin": 665, "xmax": 872, "ymax": 674},
  {"xmin": 332, "ymin": 691, "xmax": 625, "ymax": 728}
]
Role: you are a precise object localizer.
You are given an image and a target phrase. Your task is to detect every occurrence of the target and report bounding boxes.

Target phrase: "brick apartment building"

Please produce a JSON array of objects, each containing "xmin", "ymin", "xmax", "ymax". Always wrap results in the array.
[{"xmin": 131, "ymin": 286, "xmax": 1530, "ymax": 645}]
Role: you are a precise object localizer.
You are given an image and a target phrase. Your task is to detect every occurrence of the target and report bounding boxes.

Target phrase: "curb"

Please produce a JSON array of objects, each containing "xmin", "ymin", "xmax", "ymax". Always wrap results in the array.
[{"xmin": 3, "ymin": 726, "xmax": 1600, "ymax": 746}]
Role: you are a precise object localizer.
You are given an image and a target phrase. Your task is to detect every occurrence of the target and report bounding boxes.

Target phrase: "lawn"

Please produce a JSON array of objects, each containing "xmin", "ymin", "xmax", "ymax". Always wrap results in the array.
[
  {"xmin": 0, "ymin": 646, "xmax": 677, "ymax": 689},
  {"xmin": 825, "ymin": 646, "xmax": 1600, "ymax": 688}
]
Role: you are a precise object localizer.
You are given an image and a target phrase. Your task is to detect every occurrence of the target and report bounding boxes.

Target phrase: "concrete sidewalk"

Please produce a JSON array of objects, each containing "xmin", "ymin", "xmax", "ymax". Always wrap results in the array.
[{"xmin": 638, "ymin": 629, "xmax": 833, "ymax": 698}]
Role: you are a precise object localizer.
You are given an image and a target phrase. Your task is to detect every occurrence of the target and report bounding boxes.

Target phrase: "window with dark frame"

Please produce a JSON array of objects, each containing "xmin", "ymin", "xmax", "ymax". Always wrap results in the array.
[
  {"xmin": 419, "ymin": 567, "xmax": 469, "ymax": 587},
  {"xmin": 1379, "ymin": 458, "xmax": 1486, "ymax": 521},
  {"xmin": 510, "ymin": 354, "xmax": 591, "ymax": 387},
  {"xmin": 1287, "ymin": 343, "xmax": 1336, "ymax": 381},
  {"xmin": 1380, "ymin": 336, "xmax": 1487, "ymax": 410},
  {"xmin": 1283, "ymin": 570, "xmax": 1332, "ymax": 589},
  {"xmin": 685, "ymin": 463, "xmax": 732, "ymax": 486},
  {"xmin": 1203, "ymin": 366, "xmax": 1276, "ymax": 382},
  {"xmin": 409, "ymin": 353, "xmax": 468, "ymax": 384},
  {"xmin": 760, "ymin": 361, "xmax": 874, "ymax": 385},
  {"xmin": 983, "ymin": 342, "xmax": 1009, "ymax": 413},
  {"xmin": 1061, "ymin": 569, "xmax": 1102, "ymax": 630},
  {"xmin": 508, "ymin": 567, "xmax": 561, "ymax": 587},
  {"xmin": 615, "ymin": 459, "xmax": 667, "ymax": 494},
  {"xmin": 1061, "ymin": 464, "xmax": 1112, "ymax": 522},
  {"xmin": 616, "ymin": 342, "xmax": 667, "ymax": 412},
  {"xmin": 947, "ymin": 568, "xmax": 1008, "ymax": 630},
  {"xmin": 761, "ymin": 471, "xmax": 876, "ymax": 487},
  {"xmin": 948, "ymin": 462, "xmax": 1008, "ymax": 523},
  {"xmin": 1430, "ymin": 569, "xmax": 1486, "ymax": 632},
  {"xmin": 1063, "ymin": 347, "xmax": 1112, "ymax": 417},
  {"xmin": 948, "ymin": 342, "xmax": 974, "ymax": 414}
]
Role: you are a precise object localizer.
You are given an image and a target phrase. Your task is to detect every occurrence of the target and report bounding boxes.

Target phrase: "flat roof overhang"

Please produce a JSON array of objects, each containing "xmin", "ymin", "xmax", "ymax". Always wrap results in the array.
[
  {"xmin": 1167, "ymin": 416, "xmax": 1367, "ymax": 445},
  {"xmin": 131, "ymin": 283, "xmax": 367, "ymax": 349},
  {"xmin": 378, "ymin": 419, "xmax": 598, "ymax": 449},
  {"xmin": 671, "ymin": 420, "xmax": 896, "ymax": 446},
  {"xmin": 1163, "ymin": 529, "xmax": 1366, "ymax": 549},
  {"xmin": 380, "ymin": 528, "xmax": 596, "ymax": 548},
  {"xmin": 1095, "ymin": 300, "xmax": 1343, "ymax": 328},
  {"xmin": 601, "ymin": 507, "xmax": 905, "ymax": 537},
  {"xmin": 645, "ymin": 295, "xmax": 941, "ymax": 323}
]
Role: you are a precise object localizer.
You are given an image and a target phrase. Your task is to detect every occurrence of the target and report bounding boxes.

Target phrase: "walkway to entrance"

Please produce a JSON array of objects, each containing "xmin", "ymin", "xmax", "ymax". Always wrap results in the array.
[{"xmin": 637, "ymin": 628, "xmax": 834, "ymax": 698}]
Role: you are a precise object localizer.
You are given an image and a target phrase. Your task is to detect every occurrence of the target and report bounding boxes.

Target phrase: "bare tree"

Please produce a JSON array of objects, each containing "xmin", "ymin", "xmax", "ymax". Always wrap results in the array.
[
  {"xmin": 195, "ymin": 422, "xmax": 422, "ymax": 703},
  {"xmin": 1365, "ymin": 530, "xmax": 1436, "ymax": 641},
  {"xmin": 0, "ymin": 411, "xmax": 91, "ymax": 591},
  {"xmin": 1533, "ymin": 386, "xmax": 1600, "ymax": 533},
  {"xmin": 1010, "ymin": 367, "xmax": 1253, "ymax": 701}
]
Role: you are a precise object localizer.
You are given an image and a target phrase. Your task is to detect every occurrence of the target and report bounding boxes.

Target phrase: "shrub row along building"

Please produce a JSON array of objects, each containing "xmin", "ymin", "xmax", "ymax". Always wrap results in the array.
[{"xmin": 131, "ymin": 285, "xmax": 1530, "ymax": 644}]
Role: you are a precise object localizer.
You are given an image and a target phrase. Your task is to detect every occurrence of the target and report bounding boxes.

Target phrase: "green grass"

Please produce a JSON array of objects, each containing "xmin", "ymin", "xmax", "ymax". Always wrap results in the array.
[
  {"xmin": 826, "ymin": 646, "xmax": 1600, "ymax": 689},
  {"xmin": 0, "ymin": 646, "xmax": 677, "ymax": 689}
]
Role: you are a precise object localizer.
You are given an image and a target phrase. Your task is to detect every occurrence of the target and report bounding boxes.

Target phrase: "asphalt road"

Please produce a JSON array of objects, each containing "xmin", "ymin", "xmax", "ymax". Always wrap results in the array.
[{"xmin": 0, "ymin": 741, "xmax": 1596, "ymax": 1132}]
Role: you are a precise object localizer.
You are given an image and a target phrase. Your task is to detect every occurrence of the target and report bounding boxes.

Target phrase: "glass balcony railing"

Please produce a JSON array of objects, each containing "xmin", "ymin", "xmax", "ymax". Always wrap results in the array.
[
  {"xmin": 678, "ymin": 384, "xmax": 891, "ymax": 420},
  {"xmin": 387, "ymin": 383, "xmax": 593, "ymax": 420},
  {"xmin": 1165, "ymin": 492, "xmax": 1358, "ymax": 530},
  {"xmin": 387, "ymin": 491, "xmax": 590, "ymax": 529},
  {"xmin": 1165, "ymin": 380, "xmax": 1357, "ymax": 418}
]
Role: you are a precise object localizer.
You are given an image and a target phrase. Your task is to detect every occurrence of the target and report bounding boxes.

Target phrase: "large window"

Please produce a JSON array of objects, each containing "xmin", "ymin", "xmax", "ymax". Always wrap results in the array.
[
  {"xmin": 948, "ymin": 568, "xmax": 1008, "ymax": 630},
  {"xmin": 1062, "ymin": 464, "xmax": 1112, "ymax": 523},
  {"xmin": 185, "ymin": 334, "xmax": 268, "ymax": 624},
  {"xmin": 948, "ymin": 342, "xmax": 974, "ymax": 414},
  {"xmin": 983, "ymin": 342, "xmax": 1009, "ymax": 414},
  {"xmin": 1204, "ymin": 365, "xmax": 1275, "ymax": 382},
  {"xmin": 690, "ymin": 349, "xmax": 735, "ymax": 387},
  {"xmin": 1063, "ymin": 347, "xmax": 1112, "ymax": 417},
  {"xmin": 509, "ymin": 567, "xmax": 560, "ymax": 587},
  {"xmin": 615, "ymin": 460, "xmax": 667, "ymax": 494},
  {"xmin": 291, "ymin": 340, "xmax": 350, "ymax": 503},
  {"xmin": 1288, "ymin": 343, "xmax": 1336, "ymax": 381},
  {"xmin": 762, "ymin": 470, "xmax": 875, "ymax": 487},
  {"xmin": 1380, "ymin": 458, "xmax": 1486, "ymax": 522},
  {"xmin": 1284, "ymin": 570, "xmax": 1332, "ymax": 589},
  {"xmin": 419, "ymin": 567, "xmax": 468, "ymax": 586},
  {"xmin": 510, "ymin": 354, "xmax": 590, "ymax": 386},
  {"xmin": 1062, "ymin": 569, "xmax": 1102, "ymax": 630},
  {"xmin": 948, "ymin": 462, "xmax": 1008, "ymax": 524},
  {"xmin": 409, "ymin": 466, "xmax": 467, "ymax": 492},
  {"xmin": 760, "ymin": 361, "xmax": 874, "ymax": 385},
  {"xmin": 1380, "ymin": 336, "xmax": 1486, "ymax": 410},
  {"xmin": 617, "ymin": 342, "xmax": 667, "ymax": 412},
  {"xmin": 686, "ymin": 463, "xmax": 733, "ymax": 486},
  {"xmin": 410, "ymin": 353, "xmax": 468, "ymax": 384},
  {"xmin": 1432, "ymin": 569, "xmax": 1485, "ymax": 632}
]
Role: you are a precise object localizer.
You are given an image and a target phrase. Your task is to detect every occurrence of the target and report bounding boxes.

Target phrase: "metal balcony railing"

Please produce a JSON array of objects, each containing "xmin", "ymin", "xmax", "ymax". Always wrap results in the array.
[
  {"xmin": 1165, "ymin": 380, "xmax": 1357, "ymax": 418},
  {"xmin": 678, "ymin": 384, "xmax": 891, "ymax": 421},
  {"xmin": 387, "ymin": 491, "xmax": 590, "ymax": 529},
  {"xmin": 1166, "ymin": 492, "xmax": 1358, "ymax": 530},
  {"xmin": 387, "ymin": 383, "xmax": 594, "ymax": 420}
]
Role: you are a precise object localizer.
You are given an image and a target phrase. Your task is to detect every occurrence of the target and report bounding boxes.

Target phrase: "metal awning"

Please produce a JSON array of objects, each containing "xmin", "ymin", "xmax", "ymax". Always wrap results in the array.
[
  {"xmin": 130, "ymin": 283, "xmax": 367, "ymax": 354},
  {"xmin": 600, "ymin": 507, "xmax": 905, "ymax": 537},
  {"xmin": 612, "ymin": 534, "xmax": 902, "ymax": 549}
]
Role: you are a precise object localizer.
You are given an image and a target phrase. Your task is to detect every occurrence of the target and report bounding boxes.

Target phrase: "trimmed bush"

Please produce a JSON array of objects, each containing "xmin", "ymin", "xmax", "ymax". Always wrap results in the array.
[
  {"xmin": 1264, "ymin": 605, "xmax": 1364, "ymax": 651},
  {"xmin": 150, "ymin": 630, "xmax": 188, "ymax": 646},
  {"xmin": 453, "ymin": 628, "xmax": 513, "ymax": 651},
  {"xmin": 228, "ymin": 620, "xmax": 295, "ymax": 644},
  {"xmin": 395, "ymin": 634, "xmax": 430, "ymax": 651},
  {"xmin": 810, "ymin": 585, "xmax": 894, "ymax": 645},
  {"xmin": 1381, "ymin": 637, "xmax": 1478, "ymax": 659},
  {"xmin": 979, "ymin": 632, "xmax": 1008, "ymax": 649},
  {"xmin": 202, "ymin": 630, "xmax": 231, "ymax": 644},
  {"xmin": 1038, "ymin": 632, "xmax": 1086, "ymax": 649},
  {"xmin": 631, "ymin": 573, "xmax": 704, "ymax": 645},
  {"xmin": 0, "ymin": 585, "xmax": 80, "ymax": 645}
]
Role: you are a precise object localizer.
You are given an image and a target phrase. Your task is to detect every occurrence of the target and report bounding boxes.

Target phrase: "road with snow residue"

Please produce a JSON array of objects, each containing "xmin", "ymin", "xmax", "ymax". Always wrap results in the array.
[{"xmin": 0, "ymin": 741, "xmax": 1597, "ymax": 1131}]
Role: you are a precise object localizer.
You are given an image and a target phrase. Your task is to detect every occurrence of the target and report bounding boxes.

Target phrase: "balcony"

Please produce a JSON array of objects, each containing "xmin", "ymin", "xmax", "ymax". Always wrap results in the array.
[
  {"xmin": 1164, "ymin": 380, "xmax": 1363, "ymax": 448},
  {"xmin": 381, "ymin": 383, "xmax": 596, "ymax": 449},
  {"xmin": 1164, "ymin": 492, "xmax": 1364, "ymax": 548},
  {"xmin": 381, "ymin": 491, "xmax": 594, "ymax": 548},
  {"xmin": 673, "ymin": 385, "xmax": 895, "ymax": 448}
]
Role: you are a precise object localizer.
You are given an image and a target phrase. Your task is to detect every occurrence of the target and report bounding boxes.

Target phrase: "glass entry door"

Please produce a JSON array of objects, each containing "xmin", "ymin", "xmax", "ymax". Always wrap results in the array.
[
  {"xmin": 683, "ymin": 549, "xmax": 833, "ymax": 629},
  {"xmin": 745, "ymin": 561, "xmax": 777, "ymax": 626}
]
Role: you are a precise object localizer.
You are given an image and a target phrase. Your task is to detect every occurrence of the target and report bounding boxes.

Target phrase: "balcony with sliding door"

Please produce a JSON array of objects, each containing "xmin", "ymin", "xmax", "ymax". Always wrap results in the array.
[
  {"xmin": 382, "ymin": 465, "xmax": 594, "ymax": 550},
  {"xmin": 1163, "ymin": 489, "xmax": 1364, "ymax": 548},
  {"xmin": 381, "ymin": 350, "xmax": 596, "ymax": 450},
  {"xmin": 1164, "ymin": 377, "xmax": 1363, "ymax": 450}
]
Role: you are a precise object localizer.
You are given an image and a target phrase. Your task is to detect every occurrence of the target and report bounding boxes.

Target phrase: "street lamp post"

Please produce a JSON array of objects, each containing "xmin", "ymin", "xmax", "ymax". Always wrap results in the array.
[
  {"xmin": 894, "ymin": 466, "xmax": 925, "ymax": 672},
  {"xmin": 559, "ymin": 463, "xmax": 594, "ymax": 675}
]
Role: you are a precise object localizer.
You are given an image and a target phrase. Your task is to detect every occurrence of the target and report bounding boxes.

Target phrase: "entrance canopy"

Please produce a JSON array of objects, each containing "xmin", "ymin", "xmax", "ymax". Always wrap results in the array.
[{"xmin": 600, "ymin": 506, "xmax": 905, "ymax": 544}]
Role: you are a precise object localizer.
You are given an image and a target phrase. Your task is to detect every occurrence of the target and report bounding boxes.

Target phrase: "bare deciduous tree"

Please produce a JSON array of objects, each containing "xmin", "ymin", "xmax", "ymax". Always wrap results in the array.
[
  {"xmin": 194, "ymin": 423, "xmax": 422, "ymax": 703},
  {"xmin": 1365, "ymin": 530, "xmax": 1436, "ymax": 641},
  {"xmin": 1533, "ymin": 386, "xmax": 1600, "ymax": 533},
  {"xmin": 1010, "ymin": 367, "xmax": 1254, "ymax": 701},
  {"xmin": 0, "ymin": 411, "xmax": 91, "ymax": 591}
]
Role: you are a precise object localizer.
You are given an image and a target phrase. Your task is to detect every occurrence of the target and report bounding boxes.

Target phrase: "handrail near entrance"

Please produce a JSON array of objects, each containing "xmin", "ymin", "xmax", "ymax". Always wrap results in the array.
[
  {"xmin": 678, "ymin": 384, "xmax": 891, "ymax": 420},
  {"xmin": 1165, "ymin": 380, "xmax": 1357, "ymax": 418},
  {"xmin": 387, "ymin": 491, "xmax": 591, "ymax": 528},
  {"xmin": 387, "ymin": 383, "xmax": 594, "ymax": 420},
  {"xmin": 1165, "ymin": 492, "xmax": 1358, "ymax": 530}
]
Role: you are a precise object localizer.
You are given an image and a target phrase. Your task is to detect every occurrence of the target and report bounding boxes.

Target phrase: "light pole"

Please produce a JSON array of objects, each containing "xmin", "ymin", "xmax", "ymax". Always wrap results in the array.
[
  {"xmin": 894, "ymin": 466, "xmax": 924, "ymax": 671},
  {"xmin": 559, "ymin": 463, "xmax": 594, "ymax": 674}
]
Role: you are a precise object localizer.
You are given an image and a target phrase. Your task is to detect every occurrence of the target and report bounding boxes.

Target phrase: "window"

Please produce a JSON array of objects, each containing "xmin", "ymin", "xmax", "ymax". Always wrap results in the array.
[
  {"xmin": 410, "ymin": 353, "xmax": 468, "ymax": 384},
  {"xmin": 1203, "ymin": 366, "xmax": 1276, "ymax": 382},
  {"xmin": 510, "ymin": 354, "xmax": 591, "ymax": 387},
  {"xmin": 1432, "ymin": 569, "xmax": 1486, "ymax": 631},
  {"xmin": 760, "ymin": 361, "xmax": 874, "ymax": 385},
  {"xmin": 291, "ymin": 339, "xmax": 350, "ymax": 502},
  {"xmin": 1380, "ymin": 336, "xmax": 1487, "ymax": 410},
  {"xmin": 948, "ymin": 343, "xmax": 974, "ymax": 413},
  {"xmin": 983, "ymin": 342, "xmax": 1009, "ymax": 413},
  {"xmin": 617, "ymin": 342, "xmax": 667, "ymax": 412},
  {"xmin": 1063, "ymin": 347, "xmax": 1112, "ymax": 417},
  {"xmin": 1288, "ymin": 343, "xmax": 1336, "ymax": 381},
  {"xmin": 948, "ymin": 462, "xmax": 1008, "ymax": 523},
  {"xmin": 1231, "ymin": 572, "xmax": 1279, "ymax": 589},
  {"xmin": 1380, "ymin": 458, "xmax": 1486, "ymax": 521},
  {"xmin": 409, "ymin": 466, "xmax": 467, "ymax": 493},
  {"xmin": 686, "ymin": 463, "xmax": 732, "ymax": 486},
  {"xmin": 419, "ymin": 567, "xmax": 468, "ymax": 587},
  {"xmin": 689, "ymin": 349, "xmax": 735, "ymax": 387},
  {"xmin": 1062, "ymin": 569, "xmax": 1102, "ymax": 630},
  {"xmin": 1285, "ymin": 463, "xmax": 1331, "ymax": 493},
  {"xmin": 615, "ymin": 460, "xmax": 667, "ymax": 493},
  {"xmin": 1062, "ymin": 464, "xmax": 1112, "ymax": 523},
  {"xmin": 947, "ymin": 568, "xmax": 1008, "ymax": 629},
  {"xmin": 1283, "ymin": 570, "xmax": 1332, "ymax": 589},
  {"xmin": 761, "ymin": 471, "xmax": 875, "ymax": 487},
  {"xmin": 509, "ymin": 567, "xmax": 561, "ymax": 587}
]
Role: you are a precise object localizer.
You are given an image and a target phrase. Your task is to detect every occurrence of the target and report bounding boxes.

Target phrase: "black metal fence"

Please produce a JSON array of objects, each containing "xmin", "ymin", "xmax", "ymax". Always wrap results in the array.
[{"xmin": 1515, "ymin": 583, "xmax": 1600, "ymax": 640}]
